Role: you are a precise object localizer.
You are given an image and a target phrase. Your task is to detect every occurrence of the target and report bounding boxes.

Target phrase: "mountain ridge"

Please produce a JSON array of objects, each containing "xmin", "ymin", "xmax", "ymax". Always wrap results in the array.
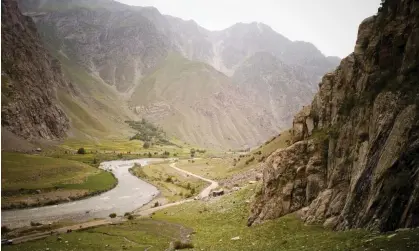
[{"xmin": 16, "ymin": 0, "xmax": 341, "ymax": 149}]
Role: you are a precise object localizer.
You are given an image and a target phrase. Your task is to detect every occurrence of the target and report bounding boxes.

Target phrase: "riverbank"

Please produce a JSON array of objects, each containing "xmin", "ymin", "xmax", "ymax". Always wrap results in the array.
[{"xmin": 1, "ymin": 159, "xmax": 162, "ymax": 228}]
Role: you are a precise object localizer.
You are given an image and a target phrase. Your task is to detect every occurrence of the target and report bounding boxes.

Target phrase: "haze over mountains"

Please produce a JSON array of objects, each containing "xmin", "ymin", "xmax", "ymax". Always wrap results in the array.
[{"xmin": 8, "ymin": 0, "xmax": 340, "ymax": 149}]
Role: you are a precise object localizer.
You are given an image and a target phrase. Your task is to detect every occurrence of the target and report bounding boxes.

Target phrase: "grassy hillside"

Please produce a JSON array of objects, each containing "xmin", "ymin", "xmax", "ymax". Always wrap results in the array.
[
  {"xmin": 129, "ymin": 53, "xmax": 277, "ymax": 150},
  {"xmin": 234, "ymin": 130, "xmax": 292, "ymax": 170},
  {"xmin": 1, "ymin": 152, "xmax": 116, "ymax": 209},
  {"xmin": 55, "ymin": 53, "xmax": 136, "ymax": 140}
]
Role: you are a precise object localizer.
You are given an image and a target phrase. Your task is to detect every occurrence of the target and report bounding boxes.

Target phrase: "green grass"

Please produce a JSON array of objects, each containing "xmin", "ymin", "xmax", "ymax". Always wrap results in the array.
[
  {"xmin": 8, "ymin": 186, "xmax": 419, "ymax": 251},
  {"xmin": 176, "ymin": 158, "xmax": 232, "ymax": 180},
  {"xmin": 58, "ymin": 171, "xmax": 116, "ymax": 191},
  {"xmin": 130, "ymin": 162, "xmax": 206, "ymax": 202},
  {"xmin": 1, "ymin": 152, "xmax": 117, "ymax": 208},
  {"xmin": 234, "ymin": 130, "xmax": 292, "ymax": 170},
  {"xmin": 175, "ymin": 131, "xmax": 291, "ymax": 181},
  {"xmin": 1, "ymin": 152, "xmax": 98, "ymax": 192},
  {"xmin": 151, "ymin": 186, "xmax": 419, "ymax": 251},
  {"xmin": 4, "ymin": 219, "xmax": 188, "ymax": 251}
]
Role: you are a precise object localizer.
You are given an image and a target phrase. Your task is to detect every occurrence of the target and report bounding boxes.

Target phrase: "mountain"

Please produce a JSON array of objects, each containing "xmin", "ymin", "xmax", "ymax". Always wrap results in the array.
[
  {"xmin": 129, "ymin": 53, "xmax": 277, "ymax": 149},
  {"xmin": 1, "ymin": 0, "xmax": 71, "ymax": 148},
  {"xmin": 233, "ymin": 52, "xmax": 317, "ymax": 127},
  {"xmin": 16, "ymin": 0, "xmax": 340, "ymax": 149},
  {"xmin": 249, "ymin": 0, "xmax": 419, "ymax": 232}
]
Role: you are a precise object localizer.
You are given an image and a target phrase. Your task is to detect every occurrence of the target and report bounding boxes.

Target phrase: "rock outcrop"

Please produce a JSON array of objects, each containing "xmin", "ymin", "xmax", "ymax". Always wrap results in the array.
[
  {"xmin": 249, "ymin": 0, "xmax": 419, "ymax": 232},
  {"xmin": 1, "ymin": 0, "xmax": 71, "ymax": 141}
]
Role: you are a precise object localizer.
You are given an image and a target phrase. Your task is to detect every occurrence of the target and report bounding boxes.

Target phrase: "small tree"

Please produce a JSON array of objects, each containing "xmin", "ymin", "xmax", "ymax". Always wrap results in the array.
[
  {"xmin": 77, "ymin": 148, "xmax": 86, "ymax": 155},
  {"xmin": 143, "ymin": 142, "xmax": 151, "ymax": 149},
  {"xmin": 148, "ymin": 152, "xmax": 152, "ymax": 158},
  {"xmin": 109, "ymin": 213, "xmax": 117, "ymax": 218}
]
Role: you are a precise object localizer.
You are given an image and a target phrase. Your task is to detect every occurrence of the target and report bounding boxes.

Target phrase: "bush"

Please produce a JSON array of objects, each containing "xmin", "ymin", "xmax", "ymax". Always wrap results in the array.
[
  {"xmin": 77, "ymin": 148, "xmax": 86, "ymax": 155},
  {"xmin": 165, "ymin": 176, "xmax": 173, "ymax": 183},
  {"xmin": 173, "ymin": 240, "xmax": 194, "ymax": 249},
  {"xmin": 93, "ymin": 158, "xmax": 98, "ymax": 164},
  {"xmin": 148, "ymin": 152, "xmax": 152, "ymax": 158},
  {"xmin": 30, "ymin": 221, "xmax": 42, "ymax": 227},
  {"xmin": 1, "ymin": 225, "xmax": 11, "ymax": 233},
  {"xmin": 143, "ymin": 142, "xmax": 151, "ymax": 149},
  {"xmin": 117, "ymin": 153, "xmax": 123, "ymax": 158},
  {"xmin": 124, "ymin": 212, "xmax": 134, "ymax": 220},
  {"xmin": 153, "ymin": 201, "xmax": 160, "ymax": 208},
  {"xmin": 109, "ymin": 213, "xmax": 117, "ymax": 218}
]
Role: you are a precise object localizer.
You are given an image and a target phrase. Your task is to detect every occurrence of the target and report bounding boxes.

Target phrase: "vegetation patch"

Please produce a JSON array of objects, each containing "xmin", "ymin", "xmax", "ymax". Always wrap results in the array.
[
  {"xmin": 126, "ymin": 119, "xmax": 178, "ymax": 148},
  {"xmin": 1, "ymin": 152, "xmax": 117, "ymax": 209}
]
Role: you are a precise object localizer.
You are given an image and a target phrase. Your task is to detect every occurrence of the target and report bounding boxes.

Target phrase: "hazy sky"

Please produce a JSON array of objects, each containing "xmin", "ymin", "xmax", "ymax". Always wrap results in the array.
[{"xmin": 116, "ymin": 0, "xmax": 381, "ymax": 58}]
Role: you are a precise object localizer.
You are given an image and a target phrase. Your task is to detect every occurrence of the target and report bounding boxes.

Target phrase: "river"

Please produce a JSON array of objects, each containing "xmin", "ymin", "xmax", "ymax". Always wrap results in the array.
[{"xmin": 1, "ymin": 159, "xmax": 164, "ymax": 228}]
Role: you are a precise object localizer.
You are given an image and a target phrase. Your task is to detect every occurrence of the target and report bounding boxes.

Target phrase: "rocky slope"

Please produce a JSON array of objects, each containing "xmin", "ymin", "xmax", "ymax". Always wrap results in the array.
[
  {"xmin": 233, "ymin": 52, "xmax": 317, "ymax": 127},
  {"xmin": 249, "ymin": 0, "xmax": 419, "ymax": 232},
  {"xmin": 1, "ymin": 0, "xmax": 71, "ymax": 143},
  {"xmin": 129, "ymin": 54, "xmax": 277, "ymax": 149}
]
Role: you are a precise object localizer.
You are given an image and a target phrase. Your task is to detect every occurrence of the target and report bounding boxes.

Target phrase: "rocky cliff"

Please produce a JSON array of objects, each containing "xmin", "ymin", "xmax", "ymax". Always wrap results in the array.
[
  {"xmin": 1, "ymin": 0, "xmax": 71, "ymax": 142},
  {"xmin": 249, "ymin": 0, "xmax": 419, "ymax": 232}
]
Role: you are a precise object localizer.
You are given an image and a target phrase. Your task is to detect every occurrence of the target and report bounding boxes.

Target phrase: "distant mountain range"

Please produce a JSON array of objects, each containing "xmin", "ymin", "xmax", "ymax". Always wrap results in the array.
[{"xmin": 5, "ymin": 0, "xmax": 340, "ymax": 149}]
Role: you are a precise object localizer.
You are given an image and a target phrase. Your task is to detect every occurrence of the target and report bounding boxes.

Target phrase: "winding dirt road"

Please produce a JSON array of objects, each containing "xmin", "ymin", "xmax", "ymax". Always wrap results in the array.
[{"xmin": 136, "ymin": 162, "xmax": 219, "ymax": 216}]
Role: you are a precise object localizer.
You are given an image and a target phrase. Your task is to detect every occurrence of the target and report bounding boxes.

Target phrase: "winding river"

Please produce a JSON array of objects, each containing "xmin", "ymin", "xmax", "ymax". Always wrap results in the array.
[{"xmin": 1, "ymin": 159, "xmax": 164, "ymax": 228}]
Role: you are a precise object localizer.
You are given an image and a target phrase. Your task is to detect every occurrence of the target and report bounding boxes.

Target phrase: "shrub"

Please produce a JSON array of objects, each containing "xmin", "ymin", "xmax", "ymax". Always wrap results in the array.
[
  {"xmin": 117, "ymin": 153, "xmax": 123, "ymax": 158},
  {"xmin": 124, "ymin": 212, "xmax": 134, "ymax": 220},
  {"xmin": 30, "ymin": 221, "xmax": 42, "ymax": 227},
  {"xmin": 153, "ymin": 201, "xmax": 160, "ymax": 208},
  {"xmin": 109, "ymin": 213, "xmax": 117, "ymax": 218},
  {"xmin": 165, "ymin": 176, "xmax": 173, "ymax": 183},
  {"xmin": 93, "ymin": 158, "xmax": 98, "ymax": 164},
  {"xmin": 77, "ymin": 148, "xmax": 86, "ymax": 155},
  {"xmin": 143, "ymin": 142, "xmax": 150, "ymax": 149},
  {"xmin": 173, "ymin": 240, "xmax": 194, "ymax": 249},
  {"xmin": 148, "ymin": 152, "xmax": 152, "ymax": 158},
  {"xmin": 1, "ymin": 225, "xmax": 11, "ymax": 233}
]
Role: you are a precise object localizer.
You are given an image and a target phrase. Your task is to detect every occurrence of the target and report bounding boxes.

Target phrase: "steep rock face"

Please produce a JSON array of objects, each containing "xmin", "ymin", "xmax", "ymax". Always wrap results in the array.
[
  {"xmin": 1, "ymin": 0, "xmax": 70, "ymax": 141},
  {"xmin": 233, "ymin": 52, "xmax": 317, "ymax": 128},
  {"xmin": 249, "ymin": 0, "xmax": 419, "ymax": 232},
  {"xmin": 33, "ymin": 7, "xmax": 170, "ymax": 92}
]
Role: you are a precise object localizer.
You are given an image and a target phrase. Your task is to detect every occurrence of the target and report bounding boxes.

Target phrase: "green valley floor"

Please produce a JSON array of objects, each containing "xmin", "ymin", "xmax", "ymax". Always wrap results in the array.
[{"xmin": 4, "ymin": 185, "xmax": 419, "ymax": 251}]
